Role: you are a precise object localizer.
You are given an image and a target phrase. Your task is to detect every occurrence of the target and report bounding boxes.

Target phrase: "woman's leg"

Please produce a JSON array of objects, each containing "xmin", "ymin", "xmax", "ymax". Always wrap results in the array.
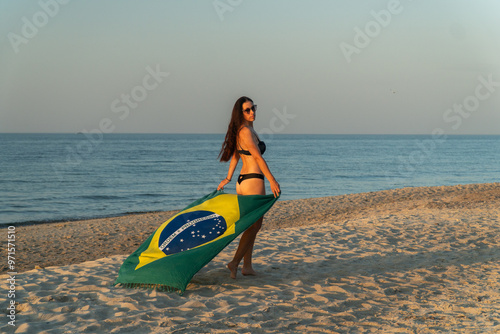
[
  {"xmin": 227, "ymin": 217, "xmax": 262, "ymax": 278},
  {"xmin": 241, "ymin": 216, "xmax": 263, "ymax": 276},
  {"xmin": 228, "ymin": 177, "xmax": 265, "ymax": 279}
]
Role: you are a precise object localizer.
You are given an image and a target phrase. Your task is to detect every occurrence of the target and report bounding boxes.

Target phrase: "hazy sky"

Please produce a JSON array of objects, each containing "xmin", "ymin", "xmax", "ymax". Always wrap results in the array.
[{"xmin": 1, "ymin": 0, "xmax": 499, "ymax": 134}]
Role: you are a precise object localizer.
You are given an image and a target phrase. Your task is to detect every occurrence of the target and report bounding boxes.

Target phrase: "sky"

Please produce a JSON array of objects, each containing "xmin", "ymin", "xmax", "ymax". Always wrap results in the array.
[{"xmin": 1, "ymin": 0, "xmax": 499, "ymax": 135}]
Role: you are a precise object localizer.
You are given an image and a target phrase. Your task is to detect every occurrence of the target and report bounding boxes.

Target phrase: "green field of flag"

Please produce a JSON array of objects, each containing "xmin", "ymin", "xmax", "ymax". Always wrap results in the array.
[{"xmin": 115, "ymin": 190, "xmax": 279, "ymax": 294}]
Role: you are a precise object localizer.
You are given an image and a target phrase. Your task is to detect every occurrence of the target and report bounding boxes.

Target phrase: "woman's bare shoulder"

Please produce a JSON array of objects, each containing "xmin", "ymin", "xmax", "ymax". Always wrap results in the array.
[
  {"xmin": 237, "ymin": 126, "xmax": 256, "ymax": 147},
  {"xmin": 238, "ymin": 126, "xmax": 253, "ymax": 138}
]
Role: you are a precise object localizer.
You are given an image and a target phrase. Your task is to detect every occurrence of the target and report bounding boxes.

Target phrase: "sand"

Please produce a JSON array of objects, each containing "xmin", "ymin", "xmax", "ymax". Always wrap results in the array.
[{"xmin": 1, "ymin": 183, "xmax": 500, "ymax": 333}]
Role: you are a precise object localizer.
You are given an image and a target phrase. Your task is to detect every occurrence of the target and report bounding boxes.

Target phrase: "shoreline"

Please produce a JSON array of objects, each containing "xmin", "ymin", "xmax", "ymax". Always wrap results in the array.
[
  {"xmin": 3, "ymin": 179, "xmax": 498, "ymax": 228},
  {"xmin": 2, "ymin": 181, "xmax": 497, "ymax": 228},
  {"xmin": 4, "ymin": 182, "xmax": 499, "ymax": 274},
  {"xmin": 1, "ymin": 210, "xmax": 177, "ymax": 228},
  {"xmin": 1, "ymin": 182, "xmax": 499, "ymax": 332}
]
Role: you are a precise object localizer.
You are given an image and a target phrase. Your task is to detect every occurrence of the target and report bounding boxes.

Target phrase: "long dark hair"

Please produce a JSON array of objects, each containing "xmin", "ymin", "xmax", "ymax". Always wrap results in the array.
[{"xmin": 218, "ymin": 96, "xmax": 254, "ymax": 162}]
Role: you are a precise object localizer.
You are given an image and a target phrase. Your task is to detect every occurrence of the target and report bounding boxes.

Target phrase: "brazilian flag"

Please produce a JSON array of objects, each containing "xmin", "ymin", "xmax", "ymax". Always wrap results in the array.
[{"xmin": 115, "ymin": 190, "xmax": 279, "ymax": 294}]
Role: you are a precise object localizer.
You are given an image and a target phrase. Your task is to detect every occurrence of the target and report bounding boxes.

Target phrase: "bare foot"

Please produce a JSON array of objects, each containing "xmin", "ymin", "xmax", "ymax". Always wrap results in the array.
[
  {"xmin": 241, "ymin": 267, "xmax": 257, "ymax": 276},
  {"xmin": 227, "ymin": 262, "xmax": 238, "ymax": 279}
]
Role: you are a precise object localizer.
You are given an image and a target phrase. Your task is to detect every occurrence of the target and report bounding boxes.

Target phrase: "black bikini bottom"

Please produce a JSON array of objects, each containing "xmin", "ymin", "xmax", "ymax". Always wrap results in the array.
[{"xmin": 237, "ymin": 173, "xmax": 264, "ymax": 185}]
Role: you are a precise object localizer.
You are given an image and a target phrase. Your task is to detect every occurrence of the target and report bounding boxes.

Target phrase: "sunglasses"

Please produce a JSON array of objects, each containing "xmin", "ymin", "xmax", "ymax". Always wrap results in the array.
[{"xmin": 243, "ymin": 105, "xmax": 257, "ymax": 113}]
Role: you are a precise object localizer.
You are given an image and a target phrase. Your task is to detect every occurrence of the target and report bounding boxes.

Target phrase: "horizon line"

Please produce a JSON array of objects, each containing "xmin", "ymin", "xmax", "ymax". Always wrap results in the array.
[{"xmin": 2, "ymin": 132, "xmax": 500, "ymax": 136}]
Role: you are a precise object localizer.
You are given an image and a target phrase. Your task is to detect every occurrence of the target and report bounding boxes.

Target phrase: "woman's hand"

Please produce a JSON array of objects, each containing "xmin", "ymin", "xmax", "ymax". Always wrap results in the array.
[
  {"xmin": 217, "ymin": 178, "xmax": 231, "ymax": 191},
  {"xmin": 270, "ymin": 178, "xmax": 281, "ymax": 198}
]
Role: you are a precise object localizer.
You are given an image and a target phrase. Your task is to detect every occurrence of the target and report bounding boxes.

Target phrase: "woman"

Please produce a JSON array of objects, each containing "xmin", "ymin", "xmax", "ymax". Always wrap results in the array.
[{"xmin": 217, "ymin": 96, "xmax": 280, "ymax": 279}]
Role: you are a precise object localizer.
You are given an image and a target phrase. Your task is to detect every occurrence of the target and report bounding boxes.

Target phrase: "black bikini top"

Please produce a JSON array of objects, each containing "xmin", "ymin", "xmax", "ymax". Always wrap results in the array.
[{"xmin": 238, "ymin": 140, "xmax": 266, "ymax": 156}]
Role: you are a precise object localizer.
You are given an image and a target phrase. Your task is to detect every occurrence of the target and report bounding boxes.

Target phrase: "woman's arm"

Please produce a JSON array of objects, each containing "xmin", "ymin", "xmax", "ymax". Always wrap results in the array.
[
  {"xmin": 217, "ymin": 151, "xmax": 240, "ymax": 190},
  {"xmin": 239, "ymin": 127, "xmax": 281, "ymax": 197}
]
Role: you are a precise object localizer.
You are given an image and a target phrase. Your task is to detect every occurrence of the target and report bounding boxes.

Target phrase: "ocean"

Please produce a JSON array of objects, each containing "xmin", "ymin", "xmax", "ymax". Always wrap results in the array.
[{"xmin": 1, "ymin": 133, "xmax": 499, "ymax": 225}]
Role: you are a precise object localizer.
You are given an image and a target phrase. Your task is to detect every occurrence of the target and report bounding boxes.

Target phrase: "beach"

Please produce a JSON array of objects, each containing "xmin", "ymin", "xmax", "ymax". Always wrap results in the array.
[{"xmin": 2, "ymin": 183, "xmax": 500, "ymax": 333}]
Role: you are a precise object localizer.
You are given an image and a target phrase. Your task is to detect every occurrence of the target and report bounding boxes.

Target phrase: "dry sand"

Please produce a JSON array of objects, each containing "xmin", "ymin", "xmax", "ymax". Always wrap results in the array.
[{"xmin": 2, "ymin": 183, "xmax": 500, "ymax": 333}]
